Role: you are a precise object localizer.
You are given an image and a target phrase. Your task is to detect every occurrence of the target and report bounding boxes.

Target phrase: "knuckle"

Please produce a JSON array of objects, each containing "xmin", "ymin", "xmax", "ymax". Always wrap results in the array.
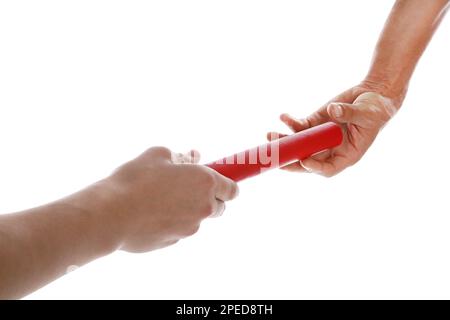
[
  {"xmin": 201, "ymin": 171, "xmax": 217, "ymax": 188},
  {"xmin": 185, "ymin": 225, "xmax": 200, "ymax": 237},
  {"xmin": 201, "ymin": 201, "xmax": 216, "ymax": 217},
  {"xmin": 149, "ymin": 146, "xmax": 172, "ymax": 158}
]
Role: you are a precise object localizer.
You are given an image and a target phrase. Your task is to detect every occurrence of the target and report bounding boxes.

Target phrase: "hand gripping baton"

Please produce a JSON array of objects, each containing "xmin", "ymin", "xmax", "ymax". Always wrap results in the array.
[{"xmin": 205, "ymin": 122, "xmax": 343, "ymax": 182}]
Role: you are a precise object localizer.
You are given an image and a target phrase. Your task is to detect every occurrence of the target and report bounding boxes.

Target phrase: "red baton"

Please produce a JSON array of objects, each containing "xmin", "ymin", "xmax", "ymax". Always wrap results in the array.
[{"xmin": 205, "ymin": 122, "xmax": 343, "ymax": 182}]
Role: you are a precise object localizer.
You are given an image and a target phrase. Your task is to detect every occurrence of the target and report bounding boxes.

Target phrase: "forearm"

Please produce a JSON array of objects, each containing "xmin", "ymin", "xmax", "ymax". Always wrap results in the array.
[
  {"xmin": 0, "ymin": 181, "xmax": 122, "ymax": 299},
  {"xmin": 363, "ymin": 0, "xmax": 449, "ymax": 102},
  {"xmin": 0, "ymin": 147, "xmax": 234, "ymax": 299}
]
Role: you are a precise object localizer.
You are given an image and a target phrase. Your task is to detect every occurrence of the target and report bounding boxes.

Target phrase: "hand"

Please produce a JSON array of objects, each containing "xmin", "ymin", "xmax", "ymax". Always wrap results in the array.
[
  {"xmin": 0, "ymin": 146, "xmax": 239, "ymax": 298},
  {"xmin": 93, "ymin": 147, "xmax": 239, "ymax": 253},
  {"xmin": 268, "ymin": 84, "xmax": 402, "ymax": 177}
]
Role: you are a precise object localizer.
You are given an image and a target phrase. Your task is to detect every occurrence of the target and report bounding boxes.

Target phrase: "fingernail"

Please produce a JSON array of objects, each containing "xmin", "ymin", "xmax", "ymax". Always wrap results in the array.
[{"xmin": 330, "ymin": 103, "xmax": 343, "ymax": 118}]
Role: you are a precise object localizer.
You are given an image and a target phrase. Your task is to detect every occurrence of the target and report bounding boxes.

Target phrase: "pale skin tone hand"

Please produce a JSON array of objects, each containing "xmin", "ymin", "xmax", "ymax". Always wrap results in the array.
[
  {"xmin": 2, "ymin": 0, "xmax": 448, "ymax": 301},
  {"xmin": 269, "ymin": 88, "xmax": 398, "ymax": 176},
  {"xmin": 0, "ymin": 147, "xmax": 238, "ymax": 299},
  {"xmin": 269, "ymin": 0, "xmax": 450, "ymax": 177}
]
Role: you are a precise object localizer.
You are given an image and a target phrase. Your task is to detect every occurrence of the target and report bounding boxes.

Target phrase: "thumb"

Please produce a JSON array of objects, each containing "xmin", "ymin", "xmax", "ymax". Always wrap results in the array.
[{"xmin": 327, "ymin": 102, "xmax": 361, "ymax": 125}]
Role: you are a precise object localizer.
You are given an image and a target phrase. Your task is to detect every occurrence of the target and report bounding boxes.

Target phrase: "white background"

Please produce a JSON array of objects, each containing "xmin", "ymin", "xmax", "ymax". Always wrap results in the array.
[{"xmin": 1, "ymin": 0, "xmax": 449, "ymax": 299}]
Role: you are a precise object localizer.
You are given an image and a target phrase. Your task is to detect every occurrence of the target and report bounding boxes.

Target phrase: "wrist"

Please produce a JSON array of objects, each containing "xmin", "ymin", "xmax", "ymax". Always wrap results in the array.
[
  {"xmin": 360, "ymin": 73, "xmax": 408, "ymax": 109},
  {"xmin": 59, "ymin": 180, "xmax": 127, "ymax": 257}
]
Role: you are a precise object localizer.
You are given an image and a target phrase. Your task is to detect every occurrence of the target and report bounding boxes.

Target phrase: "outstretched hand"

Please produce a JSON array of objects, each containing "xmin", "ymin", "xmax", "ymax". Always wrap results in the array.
[{"xmin": 268, "ymin": 85, "xmax": 401, "ymax": 177}]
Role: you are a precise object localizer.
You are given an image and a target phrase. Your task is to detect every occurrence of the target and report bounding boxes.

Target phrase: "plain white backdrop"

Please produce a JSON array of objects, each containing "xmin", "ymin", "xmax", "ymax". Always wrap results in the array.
[{"xmin": 1, "ymin": 0, "xmax": 450, "ymax": 299}]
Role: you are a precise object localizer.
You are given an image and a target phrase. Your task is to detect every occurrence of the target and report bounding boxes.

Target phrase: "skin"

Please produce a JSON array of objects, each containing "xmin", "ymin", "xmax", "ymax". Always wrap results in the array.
[
  {"xmin": 0, "ymin": 147, "xmax": 238, "ymax": 299},
  {"xmin": 269, "ymin": 0, "xmax": 450, "ymax": 177},
  {"xmin": 1, "ymin": 0, "xmax": 448, "ymax": 300}
]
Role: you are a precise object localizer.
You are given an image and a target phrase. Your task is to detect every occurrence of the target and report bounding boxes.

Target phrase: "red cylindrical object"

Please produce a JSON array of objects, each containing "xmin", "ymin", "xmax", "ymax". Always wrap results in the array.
[{"xmin": 205, "ymin": 122, "xmax": 343, "ymax": 182}]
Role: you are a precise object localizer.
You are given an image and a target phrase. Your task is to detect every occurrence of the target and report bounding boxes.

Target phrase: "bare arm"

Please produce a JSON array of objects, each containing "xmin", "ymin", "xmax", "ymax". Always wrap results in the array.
[
  {"xmin": 366, "ymin": 0, "xmax": 450, "ymax": 101},
  {"xmin": 270, "ymin": 0, "xmax": 449, "ymax": 176},
  {"xmin": 0, "ymin": 147, "xmax": 238, "ymax": 299},
  {"xmin": 0, "ymin": 184, "xmax": 123, "ymax": 299}
]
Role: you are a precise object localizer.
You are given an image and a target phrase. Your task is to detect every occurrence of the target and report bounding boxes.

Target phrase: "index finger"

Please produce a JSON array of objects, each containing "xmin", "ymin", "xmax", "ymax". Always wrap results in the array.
[{"xmin": 209, "ymin": 169, "xmax": 239, "ymax": 201}]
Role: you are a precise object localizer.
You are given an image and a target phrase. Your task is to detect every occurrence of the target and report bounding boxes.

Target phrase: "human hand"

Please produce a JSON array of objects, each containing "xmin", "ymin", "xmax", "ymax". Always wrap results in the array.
[
  {"xmin": 95, "ymin": 147, "xmax": 239, "ymax": 253},
  {"xmin": 268, "ymin": 84, "xmax": 402, "ymax": 177}
]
